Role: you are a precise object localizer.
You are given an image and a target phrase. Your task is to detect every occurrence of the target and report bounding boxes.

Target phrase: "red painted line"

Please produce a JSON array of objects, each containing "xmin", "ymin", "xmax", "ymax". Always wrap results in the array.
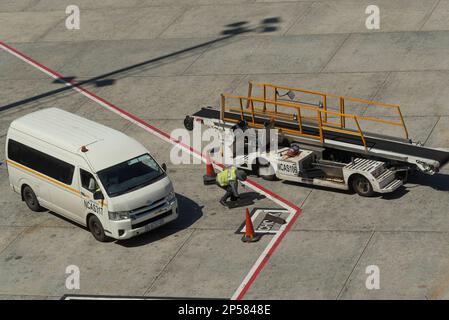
[
  {"xmin": 245, "ymin": 179, "xmax": 300, "ymax": 212},
  {"xmin": 1, "ymin": 41, "xmax": 63, "ymax": 79},
  {"xmin": 1, "ymin": 40, "xmax": 302, "ymax": 300},
  {"xmin": 234, "ymin": 208, "xmax": 301, "ymax": 300}
]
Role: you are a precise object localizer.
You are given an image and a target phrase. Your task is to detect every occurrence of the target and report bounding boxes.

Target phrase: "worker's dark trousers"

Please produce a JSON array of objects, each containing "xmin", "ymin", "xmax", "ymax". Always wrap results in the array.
[{"xmin": 219, "ymin": 180, "xmax": 239, "ymax": 203}]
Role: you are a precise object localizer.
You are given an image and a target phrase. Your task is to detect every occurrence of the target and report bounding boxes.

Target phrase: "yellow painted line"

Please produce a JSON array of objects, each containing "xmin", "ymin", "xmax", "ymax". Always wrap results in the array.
[
  {"xmin": 6, "ymin": 159, "xmax": 107, "ymax": 207},
  {"xmin": 6, "ymin": 159, "xmax": 79, "ymax": 194}
]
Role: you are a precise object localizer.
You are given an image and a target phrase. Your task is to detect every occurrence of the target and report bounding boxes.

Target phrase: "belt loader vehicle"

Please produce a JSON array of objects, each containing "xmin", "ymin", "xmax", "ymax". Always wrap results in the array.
[{"xmin": 184, "ymin": 82, "xmax": 449, "ymax": 196}]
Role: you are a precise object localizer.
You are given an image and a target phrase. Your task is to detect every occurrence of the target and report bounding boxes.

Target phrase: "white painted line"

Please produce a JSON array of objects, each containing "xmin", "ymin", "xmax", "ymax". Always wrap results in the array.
[{"xmin": 239, "ymin": 208, "xmax": 292, "ymax": 234}]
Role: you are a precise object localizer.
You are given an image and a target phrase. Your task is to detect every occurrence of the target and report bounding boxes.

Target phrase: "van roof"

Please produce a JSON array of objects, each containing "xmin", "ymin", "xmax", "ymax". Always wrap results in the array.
[{"xmin": 10, "ymin": 108, "xmax": 149, "ymax": 172}]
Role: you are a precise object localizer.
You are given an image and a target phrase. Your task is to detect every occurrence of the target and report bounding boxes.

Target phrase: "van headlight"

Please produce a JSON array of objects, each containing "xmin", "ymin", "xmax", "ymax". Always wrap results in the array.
[
  {"xmin": 167, "ymin": 191, "xmax": 176, "ymax": 204},
  {"xmin": 108, "ymin": 211, "xmax": 130, "ymax": 221}
]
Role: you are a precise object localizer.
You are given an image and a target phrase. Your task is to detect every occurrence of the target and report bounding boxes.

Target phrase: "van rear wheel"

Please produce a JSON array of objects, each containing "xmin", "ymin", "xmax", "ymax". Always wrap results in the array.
[
  {"xmin": 22, "ymin": 186, "xmax": 43, "ymax": 212},
  {"xmin": 88, "ymin": 215, "xmax": 109, "ymax": 242}
]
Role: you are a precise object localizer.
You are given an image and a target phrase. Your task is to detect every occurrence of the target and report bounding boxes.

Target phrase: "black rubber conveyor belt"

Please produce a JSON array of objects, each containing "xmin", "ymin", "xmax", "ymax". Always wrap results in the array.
[{"xmin": 193, "ymin": 107, "xmax": 449, "ymax": 167}]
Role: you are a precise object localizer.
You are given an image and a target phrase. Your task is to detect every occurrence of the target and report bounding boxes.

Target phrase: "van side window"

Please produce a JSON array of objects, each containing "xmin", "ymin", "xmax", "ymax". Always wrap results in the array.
[
  {"xmin": 80, "ymin": 169, "xmax": 98, "ymax": 193},
  {"xmin": 8, "ymin": 139, "xmax": 75, "ymax": 185}
]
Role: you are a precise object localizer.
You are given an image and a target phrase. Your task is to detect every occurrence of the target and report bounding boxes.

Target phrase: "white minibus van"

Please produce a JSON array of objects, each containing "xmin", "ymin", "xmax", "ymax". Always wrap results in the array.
[{"xmin": 5, "ymin": 108, "xmax": 178, "ymax": 242}]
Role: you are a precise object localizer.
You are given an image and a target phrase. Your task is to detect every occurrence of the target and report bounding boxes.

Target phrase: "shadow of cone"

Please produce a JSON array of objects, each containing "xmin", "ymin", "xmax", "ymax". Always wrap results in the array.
[
  {"xmin": 203, "ymin": 156, "xmax": 216, "ymax": 185},
  {"xmin": 242, "ymin": 208, "xmax": 260, "ymax": 243}
]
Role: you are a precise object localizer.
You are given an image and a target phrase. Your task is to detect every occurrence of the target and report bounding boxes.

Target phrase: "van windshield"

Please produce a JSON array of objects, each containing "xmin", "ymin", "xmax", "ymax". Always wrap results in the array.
[{"xmin": 97, "ymin": 154, "xmax": 165, "ymax": 197}]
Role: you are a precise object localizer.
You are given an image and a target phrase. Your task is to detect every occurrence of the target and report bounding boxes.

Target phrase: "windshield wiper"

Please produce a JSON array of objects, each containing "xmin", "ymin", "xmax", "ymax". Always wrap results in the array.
[
  {"xmin": 114, "ymin": 173, "xmax": 164, "ymax": 196},
  {"xmin": 146, "ymin": 172, "xmax": 165, "ymax": 183}
]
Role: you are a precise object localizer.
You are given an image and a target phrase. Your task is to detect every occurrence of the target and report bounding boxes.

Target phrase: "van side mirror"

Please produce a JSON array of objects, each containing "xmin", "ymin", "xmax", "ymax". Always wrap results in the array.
[
  {"xmin": 93, "ymin": 190, "xmax": 104, "ymax": 200},
  {"xmin": 161, "ymin": 163, "xmax": 167, "ymax": 171}
]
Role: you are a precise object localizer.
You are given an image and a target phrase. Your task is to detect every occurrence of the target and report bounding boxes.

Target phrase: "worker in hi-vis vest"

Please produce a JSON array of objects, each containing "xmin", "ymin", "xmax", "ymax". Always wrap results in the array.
[{"xmin": 216, "ymin": 165, "xmax": 247, "ymax": 206}]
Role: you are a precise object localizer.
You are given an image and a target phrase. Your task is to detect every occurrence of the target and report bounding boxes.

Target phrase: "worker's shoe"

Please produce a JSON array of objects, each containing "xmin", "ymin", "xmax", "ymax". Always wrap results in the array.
[{"xmin": 219, "ymin": 199, "xmax": 227, "ymax": 207}]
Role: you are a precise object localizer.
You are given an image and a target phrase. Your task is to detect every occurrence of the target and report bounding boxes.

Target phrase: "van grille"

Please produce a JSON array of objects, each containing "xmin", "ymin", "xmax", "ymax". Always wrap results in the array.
[
  {"xmin": 130, "ymin": 197, "xmax": 166, "ymax": 217},
  {"xmin": 131, "ymin": 210, "xmax": 172, "ymax": 229}
]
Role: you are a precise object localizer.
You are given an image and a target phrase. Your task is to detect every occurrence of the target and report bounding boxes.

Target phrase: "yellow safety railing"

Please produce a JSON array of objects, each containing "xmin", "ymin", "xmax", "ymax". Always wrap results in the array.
[
  {"xmin": 221, "ymin": 94, "xmax": 369, "ymax": 150},
  {"xmin": 246, "ymin": 82, "xmax": 409, "ymax": 140}
]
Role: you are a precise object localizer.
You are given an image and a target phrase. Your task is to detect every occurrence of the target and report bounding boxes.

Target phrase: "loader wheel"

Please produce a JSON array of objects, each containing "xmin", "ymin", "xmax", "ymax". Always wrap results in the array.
[
  {"xmin": 351, "ymin": 175, "xmax": 374, "ymax": 197},
  {"xmin": 184, "ymin": 116, "xmax": 194, "ymax": 131},
  {"xmin": 261, "ymin": 173, "xmax": 277, "ymax": 181},
  {"xmin": 256, "ymin": 158, "xmax": 277, "ymax": 181},
  {"xmin": 22, "ymin": 185, "xmax": 44, "ymax": 212},
  {"xmin": 259, "ymin": 165, "xmax": 277, "ymax": 181}
]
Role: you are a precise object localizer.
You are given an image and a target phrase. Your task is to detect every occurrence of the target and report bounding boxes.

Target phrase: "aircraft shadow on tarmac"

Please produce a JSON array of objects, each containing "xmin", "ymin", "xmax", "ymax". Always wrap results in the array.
[{"xmin": 0, "ymin": 17, "xmax": 281, "ymax": 113}]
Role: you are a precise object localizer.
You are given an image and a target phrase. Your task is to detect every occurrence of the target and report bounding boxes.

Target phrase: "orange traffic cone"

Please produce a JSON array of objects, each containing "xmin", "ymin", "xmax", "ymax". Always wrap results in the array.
[
  {"xmin": 242, "ymin": 208, "xmax": 260, "ymax": 243},
  {"xmin": 206, "ymin": 159, "xmax": 214, "ymax": 176},
  {"xmin": 203, "ymin": 156, "xmax": 216, "ymax": 185}
]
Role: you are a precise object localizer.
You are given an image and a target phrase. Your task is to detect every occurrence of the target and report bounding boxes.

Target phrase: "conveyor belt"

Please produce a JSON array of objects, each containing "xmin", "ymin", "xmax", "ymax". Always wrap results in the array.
[{"xmin": 193, "ymin": 107, "xmax": 449, "ymax": 166}]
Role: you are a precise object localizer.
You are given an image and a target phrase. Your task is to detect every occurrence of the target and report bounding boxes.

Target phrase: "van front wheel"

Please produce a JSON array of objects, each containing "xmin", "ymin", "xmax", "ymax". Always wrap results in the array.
[
  {"xmin": 22, "ymin": 185, "xmax": 43, "ymax": 212},
  {"xmin": 88, "ymin": 215, "xmax": 109, "ymax": 242}
]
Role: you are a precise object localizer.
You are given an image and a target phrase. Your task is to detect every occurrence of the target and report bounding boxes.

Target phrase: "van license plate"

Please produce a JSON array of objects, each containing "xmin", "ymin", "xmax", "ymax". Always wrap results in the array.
[{"xmin": 145, "ymin": 218, "xmax": 164, "ymax": 231}]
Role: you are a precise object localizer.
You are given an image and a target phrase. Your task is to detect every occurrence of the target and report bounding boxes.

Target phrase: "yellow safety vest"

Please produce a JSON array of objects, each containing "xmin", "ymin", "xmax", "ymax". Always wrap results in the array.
[{"xmin": 216, "ymin": 166, "xmax": 237, "ymax": 187}]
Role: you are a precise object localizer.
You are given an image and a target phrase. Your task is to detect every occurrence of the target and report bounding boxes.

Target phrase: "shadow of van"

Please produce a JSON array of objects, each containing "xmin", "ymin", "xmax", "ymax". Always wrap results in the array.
[
  {"xmin": 44, "ymin": 193, "xmax": 202, "ymax": 246},
  {"xmin": 117, "ymin": 193, "xmax": 203, "ymax": 247}
]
